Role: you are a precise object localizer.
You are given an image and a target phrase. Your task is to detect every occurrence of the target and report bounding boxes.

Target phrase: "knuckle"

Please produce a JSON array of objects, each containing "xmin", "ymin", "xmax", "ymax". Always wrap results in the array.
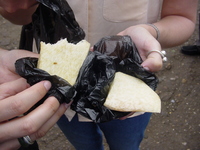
[
  {"xmin": 34, "ymin": 130, "xmax": 46, "ymax": 139},
  {"xmin": 21, "ymin": 119, "xmax": 37, "ymax": 134},
  {"xmin": 10, "ymin": 99, "xmax": 25, "ymax": 115},
  {"xmin": 45, "ymin": 97, "xmax": 58, "ymax": 113}
]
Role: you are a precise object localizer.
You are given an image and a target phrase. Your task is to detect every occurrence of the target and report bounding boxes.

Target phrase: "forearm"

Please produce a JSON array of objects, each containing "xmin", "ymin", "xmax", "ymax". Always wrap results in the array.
[{"xmin": 142, "ymin": 15, "xmax": 196, "ymax": 49}]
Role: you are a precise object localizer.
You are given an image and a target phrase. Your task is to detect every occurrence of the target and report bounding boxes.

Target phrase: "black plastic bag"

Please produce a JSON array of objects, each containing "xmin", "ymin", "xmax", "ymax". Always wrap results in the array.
[
  {"xmin": 19, "ymin": 0, "xmax": 85, "ymax": 51},
  {"xmin": 15, "ymin": 57, "xmax": 76, "ymax": 105},
  {"xmin": 16, "ymin": 0, "xmax": 82, "ymax": 112},
  {"xmin": 94, "ymin": 35, "xmax": 158, "ymax": 90},
  {"xmin": 16, "ymin": 35, "xmax": 158, "ymax": 123},
  {"xmin": 71, "ymin": 35, "xmax": 158, "ymax": 123},
  {"xmin": 17, "ymin": 0, "xmax": 158, "ymax": 122},
  {"xmin": 71, "ymin": 51, "xmax": 130, "ymax": 122}
]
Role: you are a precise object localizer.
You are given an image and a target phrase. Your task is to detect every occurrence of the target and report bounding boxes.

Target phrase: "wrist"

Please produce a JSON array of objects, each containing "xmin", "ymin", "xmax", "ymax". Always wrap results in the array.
[{"xmin": 136, "ymin": 24, "xmax": 160, "ymax": 41}]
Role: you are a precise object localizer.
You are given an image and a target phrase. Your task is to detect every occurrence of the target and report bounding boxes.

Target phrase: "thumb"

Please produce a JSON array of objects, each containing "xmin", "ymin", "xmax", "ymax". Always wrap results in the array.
[{"xmin": 141, "ymin": 51, "xmax": 164, "ymax": 72}]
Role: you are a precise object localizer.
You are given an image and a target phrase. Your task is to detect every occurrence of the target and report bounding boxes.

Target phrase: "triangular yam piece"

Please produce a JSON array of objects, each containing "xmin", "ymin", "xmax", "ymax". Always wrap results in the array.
[
  {"xmin": 104, "ymin": 72, "xmax": 161, "ymax": 113},
  {"xmin": 37, "ymin": 39, "xmax": 90, "ymax": 85}
]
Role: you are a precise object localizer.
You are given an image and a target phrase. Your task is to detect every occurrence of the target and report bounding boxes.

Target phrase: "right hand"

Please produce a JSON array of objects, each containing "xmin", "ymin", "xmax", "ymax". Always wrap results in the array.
[
  {"xmin": 0, "ymin": 79, "xmax": 69, "ymax": 150},
  {"xmin": 0, "ymin": 49, "xmax": 39, "ymax": 84}
]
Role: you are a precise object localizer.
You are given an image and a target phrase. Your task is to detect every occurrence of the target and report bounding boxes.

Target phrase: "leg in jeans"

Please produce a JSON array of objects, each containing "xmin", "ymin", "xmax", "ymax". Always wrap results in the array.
[
  {"xmin": 57, "ymin": 114, "xmax": 104, "ymax": 150},
  {"xmin": 99, "ymin": 113, "xmax": 152, "ymax": 150},
  {"xmin": 57, "ymin": 113, "xmax": 151, "ymax": 150}
]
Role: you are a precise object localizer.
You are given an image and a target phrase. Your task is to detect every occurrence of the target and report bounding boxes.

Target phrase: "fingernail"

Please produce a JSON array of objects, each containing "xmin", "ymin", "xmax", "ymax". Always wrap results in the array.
[
  {"xmin": 43, "ymin": 81, "xmax": 51, "ymax": 90},
  {"xmin": 143, "ymin": 66, "xmax": 150, "ymax": 71},
  {"xmin": 64, "ymin": 103, "xmax": 70, "ymax": 108}
]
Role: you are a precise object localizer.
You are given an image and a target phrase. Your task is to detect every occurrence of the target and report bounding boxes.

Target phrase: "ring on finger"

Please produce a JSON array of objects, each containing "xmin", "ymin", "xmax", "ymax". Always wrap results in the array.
[
  {"xmin": 147, "ymin": 50, "xmax": 167, "ymax": 62},
  {"xmin": 23, "ymin": 135, "xmax": 34, "ymax": 145},
  {"xmin": 18, "ymin": 135, "xmax": 34, "ymax": 147}
]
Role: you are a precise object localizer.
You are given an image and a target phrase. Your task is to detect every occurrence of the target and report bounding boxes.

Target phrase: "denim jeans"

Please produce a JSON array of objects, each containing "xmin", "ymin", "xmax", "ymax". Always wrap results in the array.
[{"xmin": 57, "ymin": 113, "xmax": 151, "ymax": 150}]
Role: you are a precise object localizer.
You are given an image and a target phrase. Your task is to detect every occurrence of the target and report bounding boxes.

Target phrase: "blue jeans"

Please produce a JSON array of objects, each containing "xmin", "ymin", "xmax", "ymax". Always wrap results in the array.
[{"xmin": 57, "ymin": 113, "xmax": 151, "ymax": 150}]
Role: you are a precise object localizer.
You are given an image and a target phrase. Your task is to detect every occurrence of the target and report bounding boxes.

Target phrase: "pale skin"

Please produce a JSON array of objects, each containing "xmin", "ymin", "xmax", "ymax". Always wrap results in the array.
[
  {"xmin": 0, "ymin": 0, "xmax": 198, "ymax": 149},
  {"xmin": 0, "ymin": 49, "xmax": 70, "ymax": 149}
]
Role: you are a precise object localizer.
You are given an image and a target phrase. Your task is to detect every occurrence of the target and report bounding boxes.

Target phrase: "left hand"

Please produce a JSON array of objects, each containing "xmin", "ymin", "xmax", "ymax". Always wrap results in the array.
[{"xmin": 118, "ymin": 25, "xmax": 163, "ymax": 72}]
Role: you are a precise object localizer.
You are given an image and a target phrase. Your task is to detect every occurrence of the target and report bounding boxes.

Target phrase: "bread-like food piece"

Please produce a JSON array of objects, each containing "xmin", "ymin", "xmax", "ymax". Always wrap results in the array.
[
  {"xmin": 37, "ymin": 39, "xmax": 90, "ymax": 85},
  {"xmin": 104, "ymin": 72, "xmax": 161, "ymax": 113}
]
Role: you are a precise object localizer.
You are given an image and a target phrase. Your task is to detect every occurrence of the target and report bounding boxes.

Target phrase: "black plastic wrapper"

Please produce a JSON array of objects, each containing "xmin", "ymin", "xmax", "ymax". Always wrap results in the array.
[
  {"xmin": 71, "ymin": 35, "xmax": 159, "ymax": 123},
  {"xmin": 19, "ymin": 0, "xmax": 85, "ymax": 51},
  {"xmin": 94, "ymin": 35, "xmax": 158, "ymax": 90},
  {"xmin": 15, "ymin": 57, "xmax": 76, "ymax": 113},
  {"xmin": 16, "ymin": 0, "xmax": 84, "ymax": 113},
  {"xmin": 71, "ymin": 51, "xmax": 130, "ymax": 123}
]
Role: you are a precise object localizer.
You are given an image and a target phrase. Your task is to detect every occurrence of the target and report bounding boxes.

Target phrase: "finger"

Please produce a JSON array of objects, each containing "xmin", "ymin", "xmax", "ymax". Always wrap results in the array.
[
  {"xmin": 141, "ymin": 52, "xmax": 163, "ymax": 72},
  {"xmin": 119, "ymin": 112, "xmax": 135, "ymax": 120},
  {"xmin": 90, "ymin": 47, "xmax": 94, "ymax": 51},
  {"xmin": 3, "ymin": 49, "xmax": 39, "ymax": 73},
  {"xmin": 0, "ymin": 96, "xmax": 59, "ymax": 142},
  {"xmin": 0, "ymin": 139, "xmax": 20, "ymax": 150},
  {"xmin": 30, "ymin": 102, "xmax": 70, "ymax": 140},
  {"xmin": 0, "ymin": 78, "xmax": 29, "ymax": 100},
  {"xmin": 0, "ymin": 81, "xmax": 51, "ymax": 122}
]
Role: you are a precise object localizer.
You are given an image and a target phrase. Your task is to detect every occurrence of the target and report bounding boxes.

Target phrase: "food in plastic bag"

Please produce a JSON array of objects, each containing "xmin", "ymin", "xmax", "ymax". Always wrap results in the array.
[
  {"xmin": 71, "ymin": 35, "xmax": 159, "ymax": 122},
  {"xmin": 93, "ymin": 35, "xmax": 158, "ymax": 90},
  {"xmin": 16, "ymin": 0, "xmax": 159, "ymax": 123},
  {"xmin": 104, "ymin": 72, "xmax": 161, "ymax": 113},
  {"xmin": 38, "ymin": 39, "xmax": 90, "ymax": 85}
]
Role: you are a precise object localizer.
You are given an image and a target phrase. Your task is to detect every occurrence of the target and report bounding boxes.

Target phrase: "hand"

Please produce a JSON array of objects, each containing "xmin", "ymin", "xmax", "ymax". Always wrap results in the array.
[
  {"xmin": 0, "ymin": 79, "xmax": 70, "ymax": 150},
  {"xmin": 118, "ymin": 25, "xmax": 163, "ymax": 72},
  {"xmin": 0, "ymin": 49, "xmax": 39, "ymax": 84}
]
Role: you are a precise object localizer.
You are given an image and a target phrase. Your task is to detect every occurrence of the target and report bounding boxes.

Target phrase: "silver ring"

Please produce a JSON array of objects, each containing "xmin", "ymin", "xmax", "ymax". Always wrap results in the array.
[
  {"xmin": 147, "ymin": 50, "xmax": 167, "ymax": 62},
  {"xmin": 23, "ymin": 135, "xmax": 34, "ymax": 145}
]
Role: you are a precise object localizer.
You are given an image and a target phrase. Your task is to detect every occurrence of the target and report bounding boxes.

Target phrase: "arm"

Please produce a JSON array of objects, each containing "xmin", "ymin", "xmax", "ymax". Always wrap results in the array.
[
  {"xmin": 118, "ymin": 0, "xmax": 198, "ymax": 72},
  {"xmin": 153, "ymin": 0, "xmax": 198, "ymax": 48}
]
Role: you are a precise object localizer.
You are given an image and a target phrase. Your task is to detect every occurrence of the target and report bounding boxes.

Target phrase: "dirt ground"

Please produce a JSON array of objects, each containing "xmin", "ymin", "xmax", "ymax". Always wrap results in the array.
[{"xmin": 0, "ymin": 5, "xmax": 200, "ymax": 150}]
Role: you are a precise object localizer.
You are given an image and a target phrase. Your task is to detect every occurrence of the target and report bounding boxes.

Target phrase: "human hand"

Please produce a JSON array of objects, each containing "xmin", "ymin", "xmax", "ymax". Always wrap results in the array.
[
  {"xmin": 118, "ymin": 25, "xmax": 164, "ymax": 72},
  {"xmin": 0, "ymin": 79, "xmax": 69, "ymax": 150},
  {"xmin": 0, "ymin": 49, "xmax": 39, "ymax": 84}
]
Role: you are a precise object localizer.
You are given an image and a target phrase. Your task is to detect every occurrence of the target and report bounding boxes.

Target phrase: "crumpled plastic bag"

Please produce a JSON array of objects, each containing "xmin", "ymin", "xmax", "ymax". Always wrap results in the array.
[
  {"xmin": 16, "ymin": 35, "xmax": 158, "ymax": 123},
  {"xmin": 15, "ymin": 57, "xmax": 76, "ymax": 105},
  {"xmin": 71, "ymin": 51, "xmax": 130, "ymax": 122},
  {"xmin": 16, "ymin": 0, "xmax": 83, "ymax": 113},
  {"xmin": 94, "ymin": 35, "xmax": 158, "ymax": 90},
  {"xmin": 16, "ymin": 0, "xmax": 158, "ymax": 122},
  {"xmin": 71, "ymin": 35, "xmax": 159, "ymax": 122},
  {"xmin": 19, "ymin": 0, "xmax": 85, "ymax": 51}
]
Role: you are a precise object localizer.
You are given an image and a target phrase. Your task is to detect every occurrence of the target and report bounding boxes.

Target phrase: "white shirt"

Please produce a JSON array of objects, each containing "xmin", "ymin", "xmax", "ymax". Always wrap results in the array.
[{"xmin": 64, "ymin": 0, "xmax": 163, "ymax": 122}]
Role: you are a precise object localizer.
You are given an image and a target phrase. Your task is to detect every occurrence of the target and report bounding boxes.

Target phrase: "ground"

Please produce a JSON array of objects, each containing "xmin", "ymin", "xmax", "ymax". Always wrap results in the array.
[{"xmin": 0, "ymin": 6, "xmax": 199, "ymax": 150}]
